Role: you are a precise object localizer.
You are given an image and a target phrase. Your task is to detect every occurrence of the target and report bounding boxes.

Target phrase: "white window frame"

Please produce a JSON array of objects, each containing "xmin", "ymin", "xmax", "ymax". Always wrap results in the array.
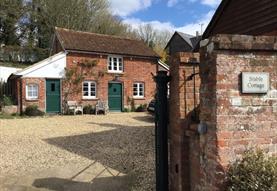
[
  {"xmin": 107, "ymin": 55, "xmax": 123, "ymax": 73},
  {"xmin": 26, "ymin": 84, "xmax": 39, "ymax": 100},
  {"xmin": 82, "ymin": 81, "xmax": 97, "ymax": 99},
  {"xmin": 133, "ymin": 82, "xmax": 145, "ymax": 98}
]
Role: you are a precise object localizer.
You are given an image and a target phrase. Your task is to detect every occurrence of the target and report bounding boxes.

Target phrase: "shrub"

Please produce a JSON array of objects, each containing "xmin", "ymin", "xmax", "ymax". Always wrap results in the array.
[
  {"xmin": 24, "ymin": 105, "xmax": 45, "ymax": 116},
  {"xmin": 11, "ymin": 113, "xmax": 19, "ymax": 117},
  {"xmin": 3, "ymin": 95, "xmax": 13, "ymax": 106},
  {"xmin": 135, "ymin": 104, "xmax": 147, "ymax": 112},
  {"xmin": 0, "ymin": 95, "xmax": 13, "ymax": 111},
  {"xmin": 83, "ymin": 105, "xmax": 95, "ymax": 114},
  {"xmin": 226, "ymin": 149, "xmax": 277, "ymax": 191},
  {"xmin": 127, "ymin": 97, "xmax": 136, "ymax": 112},
  {"xmin": 123, "ymin": 107, "xmax": 131, "ymax": 112}
]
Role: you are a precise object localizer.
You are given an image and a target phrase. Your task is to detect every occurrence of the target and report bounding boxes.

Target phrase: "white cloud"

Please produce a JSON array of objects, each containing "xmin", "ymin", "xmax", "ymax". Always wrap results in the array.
[
  {"xmin": 167, "ymin": 0, "xmax": 220, "ymax": 8},
  {"xmin": 108, "ymin": 0, "xmax": 153, "ymax": 17},
  {"xmin": 167, "ymin": 0, "xmax": 179, "ymax": 7},
  {"xmin": 108, "ymin": 0, "xmax": 220, "ymax": 35},
  {"xmin": 201, "ymin": 0, "xmax": 221, "ymax": 7},
  {"xmin": 123, "ymin": 10, "xmax": 215, "ymax": 36},
  {"xmin": 123, "ymin": 18, "xmax": 175, "ymax": 32}
]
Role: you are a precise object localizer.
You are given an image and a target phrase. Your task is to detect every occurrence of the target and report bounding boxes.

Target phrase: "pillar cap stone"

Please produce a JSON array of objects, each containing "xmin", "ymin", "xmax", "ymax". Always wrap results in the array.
[{"xmin": 201, "ymin": 34, "xmax": 277, "ymax": 51}]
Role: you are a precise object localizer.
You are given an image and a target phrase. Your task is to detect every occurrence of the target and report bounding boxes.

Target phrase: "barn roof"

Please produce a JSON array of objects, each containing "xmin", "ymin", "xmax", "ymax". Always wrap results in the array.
[
  {"xmin": 165, "ymin": 31, "xmax": 202, "ymax": 51},
  {"xmin": 203, "ymin": 0, "xmax": 277, "ymax": 38}
]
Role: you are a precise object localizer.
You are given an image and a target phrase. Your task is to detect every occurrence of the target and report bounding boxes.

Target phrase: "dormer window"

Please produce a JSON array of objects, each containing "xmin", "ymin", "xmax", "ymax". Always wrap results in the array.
[{"xmin": 108, "ymin": 55, "xmax": 123, "ymax": 73}]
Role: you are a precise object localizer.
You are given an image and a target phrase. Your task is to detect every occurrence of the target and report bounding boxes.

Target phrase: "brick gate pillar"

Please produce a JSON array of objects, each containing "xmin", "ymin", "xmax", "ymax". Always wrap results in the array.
[
  {"xmin": 169, "ymin": 52, "xmax": 200, "ymax": 191},
  {"xmin": 198, "ymin": 34, "xmax": 277, "ymax": 190}
]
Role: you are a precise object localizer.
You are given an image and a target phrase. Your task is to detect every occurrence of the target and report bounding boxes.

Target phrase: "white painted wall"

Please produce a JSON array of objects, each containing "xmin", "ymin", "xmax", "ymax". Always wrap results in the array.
[
  {"xmin": 16, "ymin": 52, "xmax": 67, "ymax": 78},
  {"xmin": 0, "ymin": 66, "xmax": 21, "ymax": 82}
]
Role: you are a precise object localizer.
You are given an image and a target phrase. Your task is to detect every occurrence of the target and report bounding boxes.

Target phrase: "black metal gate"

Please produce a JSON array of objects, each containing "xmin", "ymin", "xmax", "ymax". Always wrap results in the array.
[{"xmin": 155, "ymin": 71, "xmax": 170, "ymax": 191}]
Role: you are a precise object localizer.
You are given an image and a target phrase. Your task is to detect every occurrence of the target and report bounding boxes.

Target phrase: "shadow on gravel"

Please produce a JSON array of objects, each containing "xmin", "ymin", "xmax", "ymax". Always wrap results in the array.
[
  {"xmin": 33, "ymin": 176, "xmax": 131, "ymax": 191},
  {"xmin": 41, "ymin": 122, "xmax": 155, "ymax": 190},
  {"xmin": 132, "ymin": 114, "xmax": 155, "ymax": 123}
]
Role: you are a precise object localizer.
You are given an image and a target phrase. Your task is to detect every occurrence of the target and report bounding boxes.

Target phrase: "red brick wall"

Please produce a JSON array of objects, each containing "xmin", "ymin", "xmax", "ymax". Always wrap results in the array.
[
  {"xmin": 64, "ymin": 52, "xmax": 157, "ymax": 109},
  {"xmin": 169, "ymin": 52, "xmax": 200, "ymax": 191},
  {"xmin": 19, "ymin": 78, "xmax": 46, "ymax": 112},
  {"xmin": 198, "ymin": 34, "xmax": 277, "ymax": 190},
  {"xmin": 169, "ymin": 35, "xmax": 277, "ymax": 191}
]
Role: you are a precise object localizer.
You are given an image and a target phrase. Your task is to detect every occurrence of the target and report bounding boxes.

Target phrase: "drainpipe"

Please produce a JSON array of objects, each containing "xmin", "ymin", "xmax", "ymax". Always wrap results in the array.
[{"xmin": 19, "ymin": 78, "xmax": 23, "ymax": 115}]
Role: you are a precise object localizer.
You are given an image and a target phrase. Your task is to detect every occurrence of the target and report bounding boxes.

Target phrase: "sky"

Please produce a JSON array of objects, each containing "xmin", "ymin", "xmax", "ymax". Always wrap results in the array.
[{"xmin": 108, "ymin": 0, "xmax": 222, "ymax": 36}]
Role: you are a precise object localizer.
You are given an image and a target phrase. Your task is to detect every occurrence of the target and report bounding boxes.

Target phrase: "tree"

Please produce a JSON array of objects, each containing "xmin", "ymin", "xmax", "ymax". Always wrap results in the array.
[
  {"xmin": 92, "ymin": 15, "xmax": 130, "ymax": 36},
  {"xmin": 0, "ymin": 0, "xmax": 23, "ymax": 45},
  {"xmin": 132, "ymin": 24, "xmax": 173, "ymax": 62},
  {"xmin": 153, "ymin": 30, "xmax": 172, "ymax": 62},
  {"xmin": 23, "ymin": 0, "xmax": 130, "ymax": 49},
  {"xmin": 0, "ymin": 0, "xmax": 173, "ymax": 64},
  {"xmin": 134, "ymin": 24, "xmax": 157, "ymax": 48}
]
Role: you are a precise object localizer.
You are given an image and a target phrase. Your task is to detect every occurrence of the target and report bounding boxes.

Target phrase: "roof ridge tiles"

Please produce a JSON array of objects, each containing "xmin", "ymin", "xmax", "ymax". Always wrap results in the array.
[{"xmin": 55, "ymin": 27, "xmax": 141, "ymax": 42}]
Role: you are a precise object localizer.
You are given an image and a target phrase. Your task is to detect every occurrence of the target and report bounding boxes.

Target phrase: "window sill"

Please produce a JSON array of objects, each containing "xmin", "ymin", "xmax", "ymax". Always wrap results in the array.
[
  {"xmin": 82, "ymin": 98, "xmax": 99, "ymax": 101},
  {"xmin": 26, "ymin": 98, "xmax": 39, "ymax": 102},
  {"xmin": 107, "ymin": 71, "xmax": 124, "ymax": 75},
  {"xmin": 133, "ymin": 97, "xmax": 145, "ymax": 100}
]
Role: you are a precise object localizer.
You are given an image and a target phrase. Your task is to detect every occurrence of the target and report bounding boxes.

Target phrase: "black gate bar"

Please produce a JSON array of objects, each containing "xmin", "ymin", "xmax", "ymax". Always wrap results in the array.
[{"xmin": 155, "ymin": 71, "xmax": 170, "ymax": 191}]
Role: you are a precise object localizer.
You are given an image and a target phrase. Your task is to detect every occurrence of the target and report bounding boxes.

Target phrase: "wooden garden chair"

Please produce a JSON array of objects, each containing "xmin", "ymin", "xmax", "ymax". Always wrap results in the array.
[
  {"xmin": 67, "ymin": 101, "xmax": 83, "ymax": 115},
  {"xmin": 95, "ymin": 100, "xmax": 109, "ymax": 115}
]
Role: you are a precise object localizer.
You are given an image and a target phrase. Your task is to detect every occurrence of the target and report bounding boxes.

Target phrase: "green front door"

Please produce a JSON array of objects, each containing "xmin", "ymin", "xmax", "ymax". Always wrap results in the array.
[
  {"xmin": 46, "ymin": 79, "xmax": 61, "ymax": 113},
  {"xmin": 108, "ymin": 83, "xmax": 122, "ymax": 111}
]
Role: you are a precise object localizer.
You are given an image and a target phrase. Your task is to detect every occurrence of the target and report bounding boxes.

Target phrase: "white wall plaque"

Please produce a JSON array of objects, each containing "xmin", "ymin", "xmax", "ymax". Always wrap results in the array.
[{"xmin": 242, "ymin": 72, "xmax": 269, "ymax": 93}]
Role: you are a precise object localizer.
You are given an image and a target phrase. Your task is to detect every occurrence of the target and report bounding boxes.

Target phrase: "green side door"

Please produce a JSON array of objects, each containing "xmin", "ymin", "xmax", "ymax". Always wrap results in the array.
[
  {"xmin": 46, "ymin": 79, "xmax": 61, "ymax": 113},
  {"xmin": 108, "ymin": 83, "xmax": 122, "ymax": 111}
]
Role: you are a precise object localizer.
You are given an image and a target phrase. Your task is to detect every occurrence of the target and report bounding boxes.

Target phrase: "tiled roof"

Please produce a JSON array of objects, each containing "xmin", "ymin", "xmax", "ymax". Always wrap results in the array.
[
  {"xmin": 55, "ymin": 27, "xmax": 159, "ymax": 58},
  {"xmin": 190, "ymin": 36, "xmax": 202, "ymax": 48},
  {"xmin": 177, "ymin": 32, "xmax": 202, "ymax": 49},
  {"xmin": 176, "ymin": 32, "xmax": 194, "ymax": 47},
  {"xmin": 165, "ymin": 31, "xmax": 202, "ymax": 52}
]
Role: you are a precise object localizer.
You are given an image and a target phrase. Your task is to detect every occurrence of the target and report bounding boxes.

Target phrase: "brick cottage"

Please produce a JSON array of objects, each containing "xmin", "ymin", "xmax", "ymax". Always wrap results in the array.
[{"xmin": 9, "ymin": 27, "xmax": 163, "ymax": 113}]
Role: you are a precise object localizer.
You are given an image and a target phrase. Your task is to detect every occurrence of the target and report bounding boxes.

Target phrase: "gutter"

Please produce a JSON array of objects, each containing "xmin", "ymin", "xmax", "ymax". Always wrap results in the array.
[
  {"xmin": 158, "ymin": 60, "xmax": 170, "ymax": 71},
  {"xmin": 66, "ymin": 49, "xmax": 161, "ymax": 60}
]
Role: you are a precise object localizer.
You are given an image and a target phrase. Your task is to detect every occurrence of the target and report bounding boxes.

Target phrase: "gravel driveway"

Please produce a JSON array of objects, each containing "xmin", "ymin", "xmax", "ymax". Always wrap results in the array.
[{"xmin": 0, "ymin": 113, "xmax": 155, "ymax": 191}]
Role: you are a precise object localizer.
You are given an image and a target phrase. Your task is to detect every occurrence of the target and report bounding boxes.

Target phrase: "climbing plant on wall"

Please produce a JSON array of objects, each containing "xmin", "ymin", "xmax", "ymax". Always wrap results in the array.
[{"xmin": 62, "ymin": 59, "xmax": 106, "ymax": 113}]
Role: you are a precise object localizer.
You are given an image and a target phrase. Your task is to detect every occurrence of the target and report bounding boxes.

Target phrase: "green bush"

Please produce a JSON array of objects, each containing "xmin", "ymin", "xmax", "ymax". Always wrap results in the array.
[
  {"xmin": 11, "ymin": 112, "xmax": 19, "ymax": 117},
  {"xmin": 24, "ymin": 105, "xmax": 45, "ymax": 116},
  {"xmin": 123, "ymin": 107, "xmax": 131, "ymax": 112},
  {"xmin": 135, "ymin": 104, "xmax": 147, "ymax": 112},
  {"xmin": 127, "ymin": 97, "xmax": 136, "ymax": 112},
  {"xmin": 3, "ymin": 95, "xmax": 13, "ymax": 106},
  {"xmin": 226, "ymin": 149, "xmax": 277, "ymax": 191},
  {"xmin": 83, "ymin": 105, "xmax": 95, "ymax": 114}
]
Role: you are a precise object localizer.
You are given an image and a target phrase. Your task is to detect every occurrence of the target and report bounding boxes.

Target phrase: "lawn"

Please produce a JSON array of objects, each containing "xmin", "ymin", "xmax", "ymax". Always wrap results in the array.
[{"xmin": 0, "ymin": 113, "xmax": 21, "ymax": 119}]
